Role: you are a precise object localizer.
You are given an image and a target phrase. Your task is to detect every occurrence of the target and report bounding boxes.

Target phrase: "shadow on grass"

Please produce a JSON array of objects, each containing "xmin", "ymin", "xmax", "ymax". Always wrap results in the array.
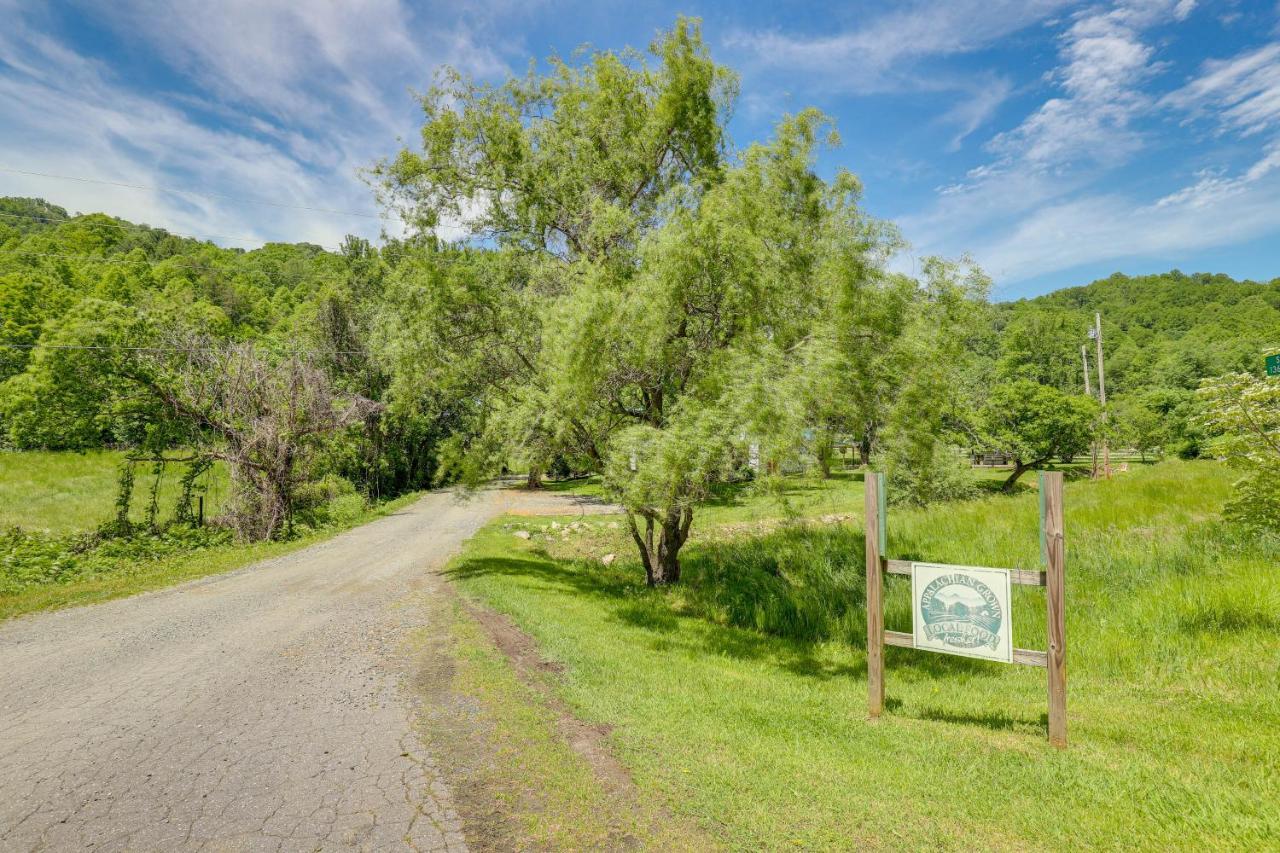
[
  {"xmin": 448, "ymin": 544, "xmax": 871, "ymax": 682},
  {"xmin": 912, "ymin": 706, "xmax": 1045, "ymax": 733},
  {"xmin": 1180, "ymin": 605, "xmax": 1280, "ymax": 634},
  {"xmin": 702, "ymin": 470, "xmax": 866, "ymax": 512},
  {"xmin": 973, "ymin": 477, "xmax": 1021, "ymax": 496},
  {"xmin": 449, "ymin": 523, "xmax": 1012, "ymax": 684},
  {"xmin": 702, "ymin": 480, "xmax": 750, "ymax": 510},
  {"xmin": 615, "ymin": 599, "xmax": 680, "ymax": 633}
]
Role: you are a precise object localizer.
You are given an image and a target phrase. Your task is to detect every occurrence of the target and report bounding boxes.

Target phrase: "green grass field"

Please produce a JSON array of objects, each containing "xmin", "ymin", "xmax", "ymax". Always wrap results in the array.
[
  {"xmin": 0, "ymin": 449, "xmax": 419, "ymax": 619},
  {"xmin": 448, "ymin": 461, "xmax": 1280, "ymax": 849},
  {"xmin": 0, "ymin": 449, "xmax": 229, "ymax": 534}
]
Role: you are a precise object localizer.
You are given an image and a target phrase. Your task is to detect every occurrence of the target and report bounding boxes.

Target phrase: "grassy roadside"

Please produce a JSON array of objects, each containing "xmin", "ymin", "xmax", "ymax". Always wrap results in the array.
[
  {"xmin": 405, "ymin": 592, "xmax": 709, "ymax": 851},
  {"xmin": 446, "ymin": 461, "xmax": 1280, "ymax": 849},
  {"xmin": 0, "ymin": 490, "xmax": 423, "ymax": 621}
]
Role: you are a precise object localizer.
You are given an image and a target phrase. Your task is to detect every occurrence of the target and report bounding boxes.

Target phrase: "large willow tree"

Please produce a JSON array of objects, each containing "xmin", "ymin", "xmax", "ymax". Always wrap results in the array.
[{"xmin": 378, "ymin": 20, "xmax": 901, "ymax": 584}]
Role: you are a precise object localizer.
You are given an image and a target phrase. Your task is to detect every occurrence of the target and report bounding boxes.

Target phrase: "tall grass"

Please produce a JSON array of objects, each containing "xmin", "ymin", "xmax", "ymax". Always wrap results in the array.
[
  {"xmin": 0, "ymin": 449, "xmax": 228, "ymax": 534},
  {"xmin": 449, "ymin": 460, "xmax": 1280, "ymax": 848},
  {"xmin": 653, "ymin": 461, "xmax": 1277, "ymax": 682},
  {"xmin": 0, "ymin": 449, "xmax": 418, "ymax": 615}
]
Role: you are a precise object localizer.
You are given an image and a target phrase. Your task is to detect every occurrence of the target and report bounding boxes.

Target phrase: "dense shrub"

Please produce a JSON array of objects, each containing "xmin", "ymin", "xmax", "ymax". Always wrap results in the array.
[
  {"xmin": 1222, "ymin": 461, "xmax": 1280, "ymax": 534},
  {"xmin": 876, "ymin": 440, "xmax": 978, "ymax": 507}
]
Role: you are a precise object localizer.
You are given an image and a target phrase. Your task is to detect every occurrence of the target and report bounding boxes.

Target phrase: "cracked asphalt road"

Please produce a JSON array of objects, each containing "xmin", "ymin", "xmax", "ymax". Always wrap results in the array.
[{"xmin": 0, "ymin": 487, "xmax": 547, "ymax": 852}]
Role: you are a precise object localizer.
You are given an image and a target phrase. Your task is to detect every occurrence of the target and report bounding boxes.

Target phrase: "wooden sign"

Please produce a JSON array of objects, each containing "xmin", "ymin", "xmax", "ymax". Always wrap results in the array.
[
  {"xmin": 911, "ymin": 564, "xmax": 1013, "ymax": 663},
  {"xmin": 865, "ymin": 471, "xmax": 1067, "ymax": 747}
]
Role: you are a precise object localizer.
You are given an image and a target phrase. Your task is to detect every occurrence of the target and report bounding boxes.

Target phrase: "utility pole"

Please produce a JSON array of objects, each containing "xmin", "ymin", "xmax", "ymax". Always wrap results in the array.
[
  {"xmin": 1093, "ymin": 313, "xmax": 1110, "ymax": 478},
  {"xmin": 1081, "ymin": 345, "xmax": 1092, "ymax": 397},
  {"xmin": 1083, "ymin": 345, "xmax": 1097, "ymax": 479}
]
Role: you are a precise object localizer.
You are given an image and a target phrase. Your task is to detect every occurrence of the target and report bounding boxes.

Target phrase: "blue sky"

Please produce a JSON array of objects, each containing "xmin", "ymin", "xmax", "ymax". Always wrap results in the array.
[{"xmin": 1, "ymin": 1, "xmax": 1278, "ymax": 298}]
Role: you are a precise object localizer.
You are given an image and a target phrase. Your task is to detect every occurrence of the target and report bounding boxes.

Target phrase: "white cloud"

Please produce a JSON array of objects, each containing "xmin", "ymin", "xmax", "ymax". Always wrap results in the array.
[
  {"xmin": 726, "ymin": 0, "xmax": 1069, "ymax": 90},
  {"xmin": 0, "ymin": 1, "xmax": 511, "ymax": 249},
  {"xmin": 1163, "ymin": 42, "xmax": 1280, "ymax": 135},
  {"xmin": 73, "ymin": 0, "xmax": 504, "ymax": 129},
  {"xmin": 982, "ymin": 0, "xmax": 1185, "ymax": 173},
  {"xmin": 896, "ymin": 0, "xmax": 1256, "ymax": 286},
  {"xmin": 940, "ymin": 76, "xmax": 1015, "ymax": 150},
  {"xmin": 975, "ymin": 143, "xmax": 1280, "ymax": 283},
  {"xmin": 725, "ymin": 0, "xmax": 1066, "ymax": 150},
  {"xmin": 1152, "ymin": 140, "xmax": 1280, "ymax": 208}
]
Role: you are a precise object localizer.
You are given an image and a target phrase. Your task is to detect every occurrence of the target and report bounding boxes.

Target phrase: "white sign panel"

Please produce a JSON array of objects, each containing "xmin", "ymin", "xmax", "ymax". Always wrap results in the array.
[{"xmin": 911, "ymin": 563, "xmax": 1013, "ymax": 663}]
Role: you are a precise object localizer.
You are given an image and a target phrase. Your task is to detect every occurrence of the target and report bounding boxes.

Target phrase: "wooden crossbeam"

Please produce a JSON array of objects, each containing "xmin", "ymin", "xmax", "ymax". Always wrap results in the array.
[
  {"xmin": 882, "ymin": 630, "xmax": 1048, "ymax": 667},
  {"xmin": 883, "ymin": 558, "xmax": 1046, "ymax": 587}
]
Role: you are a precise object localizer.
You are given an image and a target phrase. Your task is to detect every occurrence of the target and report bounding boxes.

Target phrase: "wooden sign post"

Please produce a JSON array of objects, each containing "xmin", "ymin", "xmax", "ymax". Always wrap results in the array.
[
  {"xmin": 1042, "ymin": 472, "xmax": 1067, "ymax": 747},
  {"xmin": 865, "ymin": 472, "xmax": 885, "ymax": 718},
  {"xmin": 865, "ymin": 471, "xmax": 1067, "ymax": 747}
]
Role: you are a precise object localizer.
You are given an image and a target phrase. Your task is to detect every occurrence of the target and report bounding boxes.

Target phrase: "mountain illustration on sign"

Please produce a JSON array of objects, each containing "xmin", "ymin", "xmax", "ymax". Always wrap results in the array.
[{"xmin": 920, "ymin": 574, "xmax": 1003, "ymax": 649}]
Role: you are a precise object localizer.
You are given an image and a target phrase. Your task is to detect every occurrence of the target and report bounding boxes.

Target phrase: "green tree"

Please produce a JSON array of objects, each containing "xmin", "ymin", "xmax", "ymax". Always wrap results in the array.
[
  {"xmin": 0, "ymin": 299, "xmax": 160, "ymax": 449},
  {"xmin": 1198, "ymin": 372, "xmax": 1280, "ymax": 533},
  {"xmin": 980, "ymin": 380, "xmax": 1099, "ymax": 491},
  {"xmin": 1111, "ymin": 394, "xmax": 1168, "ymax": 461},
  {"xmin": 378, "ymin": 21, "xmax": 901, "ymax": 584},
  {"xmin": 126, "ymin": 336, "xmax": 378, "ymax": 541},
  {"xmin": 874, "ymin": 257, "xmax": 991, "ymax": 505},
  {"xmin": 995, "ymin": 305, "xmax": 1088, "ymax": 391}
]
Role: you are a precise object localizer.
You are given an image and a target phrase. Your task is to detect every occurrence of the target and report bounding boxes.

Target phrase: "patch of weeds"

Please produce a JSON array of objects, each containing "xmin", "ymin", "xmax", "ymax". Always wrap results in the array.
[{"xmin": 0, "ymin": 526, "xmax": 232, "ymax": 595}]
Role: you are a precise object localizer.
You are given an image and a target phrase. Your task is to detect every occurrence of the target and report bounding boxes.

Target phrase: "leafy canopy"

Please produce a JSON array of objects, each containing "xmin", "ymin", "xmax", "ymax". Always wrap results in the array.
[
  {"xmin": 1198, "ymin": 372, "xmax": 1280, "ymax": 532},
  {"xmin": 379, "ymin": 19, "xmax": 903, "ymax": 583},
  {"xmin": 980, "ymin": 379, "xmax": 1099, "ymax": 490}
]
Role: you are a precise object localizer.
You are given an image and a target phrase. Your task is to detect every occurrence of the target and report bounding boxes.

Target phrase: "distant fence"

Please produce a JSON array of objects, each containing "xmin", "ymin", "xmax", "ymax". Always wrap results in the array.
[
  {"xmin": 969, "ymin": 448, "xmax": 1150, "ymax": 467},
  {"xmin": 820, "ymin": 443, "xmax": 1153, "ymax": 472}
]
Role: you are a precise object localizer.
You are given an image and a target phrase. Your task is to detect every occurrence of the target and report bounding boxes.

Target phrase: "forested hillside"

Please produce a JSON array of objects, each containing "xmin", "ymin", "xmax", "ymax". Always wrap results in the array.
[
  {"xmin": 997, "ymin": 271, "xmax": 1280, "ymax": 392},
  {"xmin": 0, "ymin": 196, "xmax": 451, "ymax": 504},
  {"xmin": 991, "ymin": 270, "xmax": 1280, "ymax": 457},
  {"xmin": 4, "ymin": 197, "xmax": 1278, "ymax": 475}
]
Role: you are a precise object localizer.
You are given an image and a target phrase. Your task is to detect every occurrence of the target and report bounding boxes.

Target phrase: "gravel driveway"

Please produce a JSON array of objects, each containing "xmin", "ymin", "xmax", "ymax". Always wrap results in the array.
[{"xmin": 0, "ymin": 486, "xmax": 568, "ymax": 852}]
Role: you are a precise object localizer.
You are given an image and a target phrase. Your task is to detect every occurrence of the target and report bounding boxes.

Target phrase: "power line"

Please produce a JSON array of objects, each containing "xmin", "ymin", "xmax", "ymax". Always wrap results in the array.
[
  {"xmin": 0, "ymin": 210, "xmax": 347, "ymax": 253},
  {"xmin": 0, "ymin": 166, "xmax": 407, "ymax": 223}
]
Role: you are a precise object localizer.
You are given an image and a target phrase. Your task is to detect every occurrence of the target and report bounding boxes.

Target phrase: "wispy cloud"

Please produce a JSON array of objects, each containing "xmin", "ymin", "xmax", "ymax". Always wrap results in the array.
[
  {"xmin": 726, "ymin": 0, "xmax": 1069, "ymax": 91},
  {"xmin": 977, "ymin": 141, "xmax": 1280, "ymax": 282},
  {"xmin": 723, "ymin": 0, "xmax": 1071, "ymax": 148},
  {"xmin": 982, "ymin": 0, "xmax": 1187, "ymax": 174},
  {"xmin": 894, "ymin": 0, "xmax": 1280, "ymax": 287},
  {"xmin": 1153, "ymin": 140, "xmax": 1280, "ymax": 209},
  {"xmin": 939, "ymin": 75, "xmax": 1015, "ymax": 151},
  {"xmin": 73, "ymin": 0, "xmax": 507, "ymax": 129},
  {"xmin": 0, "ymin": 1, "xmax": 512, "ymax": 249},
  {"xmin": 1162, "ymin": 42, "xmax": 1280, "ymax": 135}
]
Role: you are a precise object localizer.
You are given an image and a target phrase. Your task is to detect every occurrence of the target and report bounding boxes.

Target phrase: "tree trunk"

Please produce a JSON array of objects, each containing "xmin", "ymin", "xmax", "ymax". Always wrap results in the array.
[
  {"xmin": 626, "ymin": 506, "xmax": 693, "ymax": 586},
  {"xmin": 814, "ymin": 429, "xmax": 834, "ymax": 479},
  {"xmin": 859, "ymin": 429, "xmax": 874, "ymax": 466},
  {"xmin": 526, "ymin": 468, "xmax": 543, "ymax": 489},
  {"xmin": 1001, "ymin": 457, "xmax": 1048, "ymax": 492}
]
